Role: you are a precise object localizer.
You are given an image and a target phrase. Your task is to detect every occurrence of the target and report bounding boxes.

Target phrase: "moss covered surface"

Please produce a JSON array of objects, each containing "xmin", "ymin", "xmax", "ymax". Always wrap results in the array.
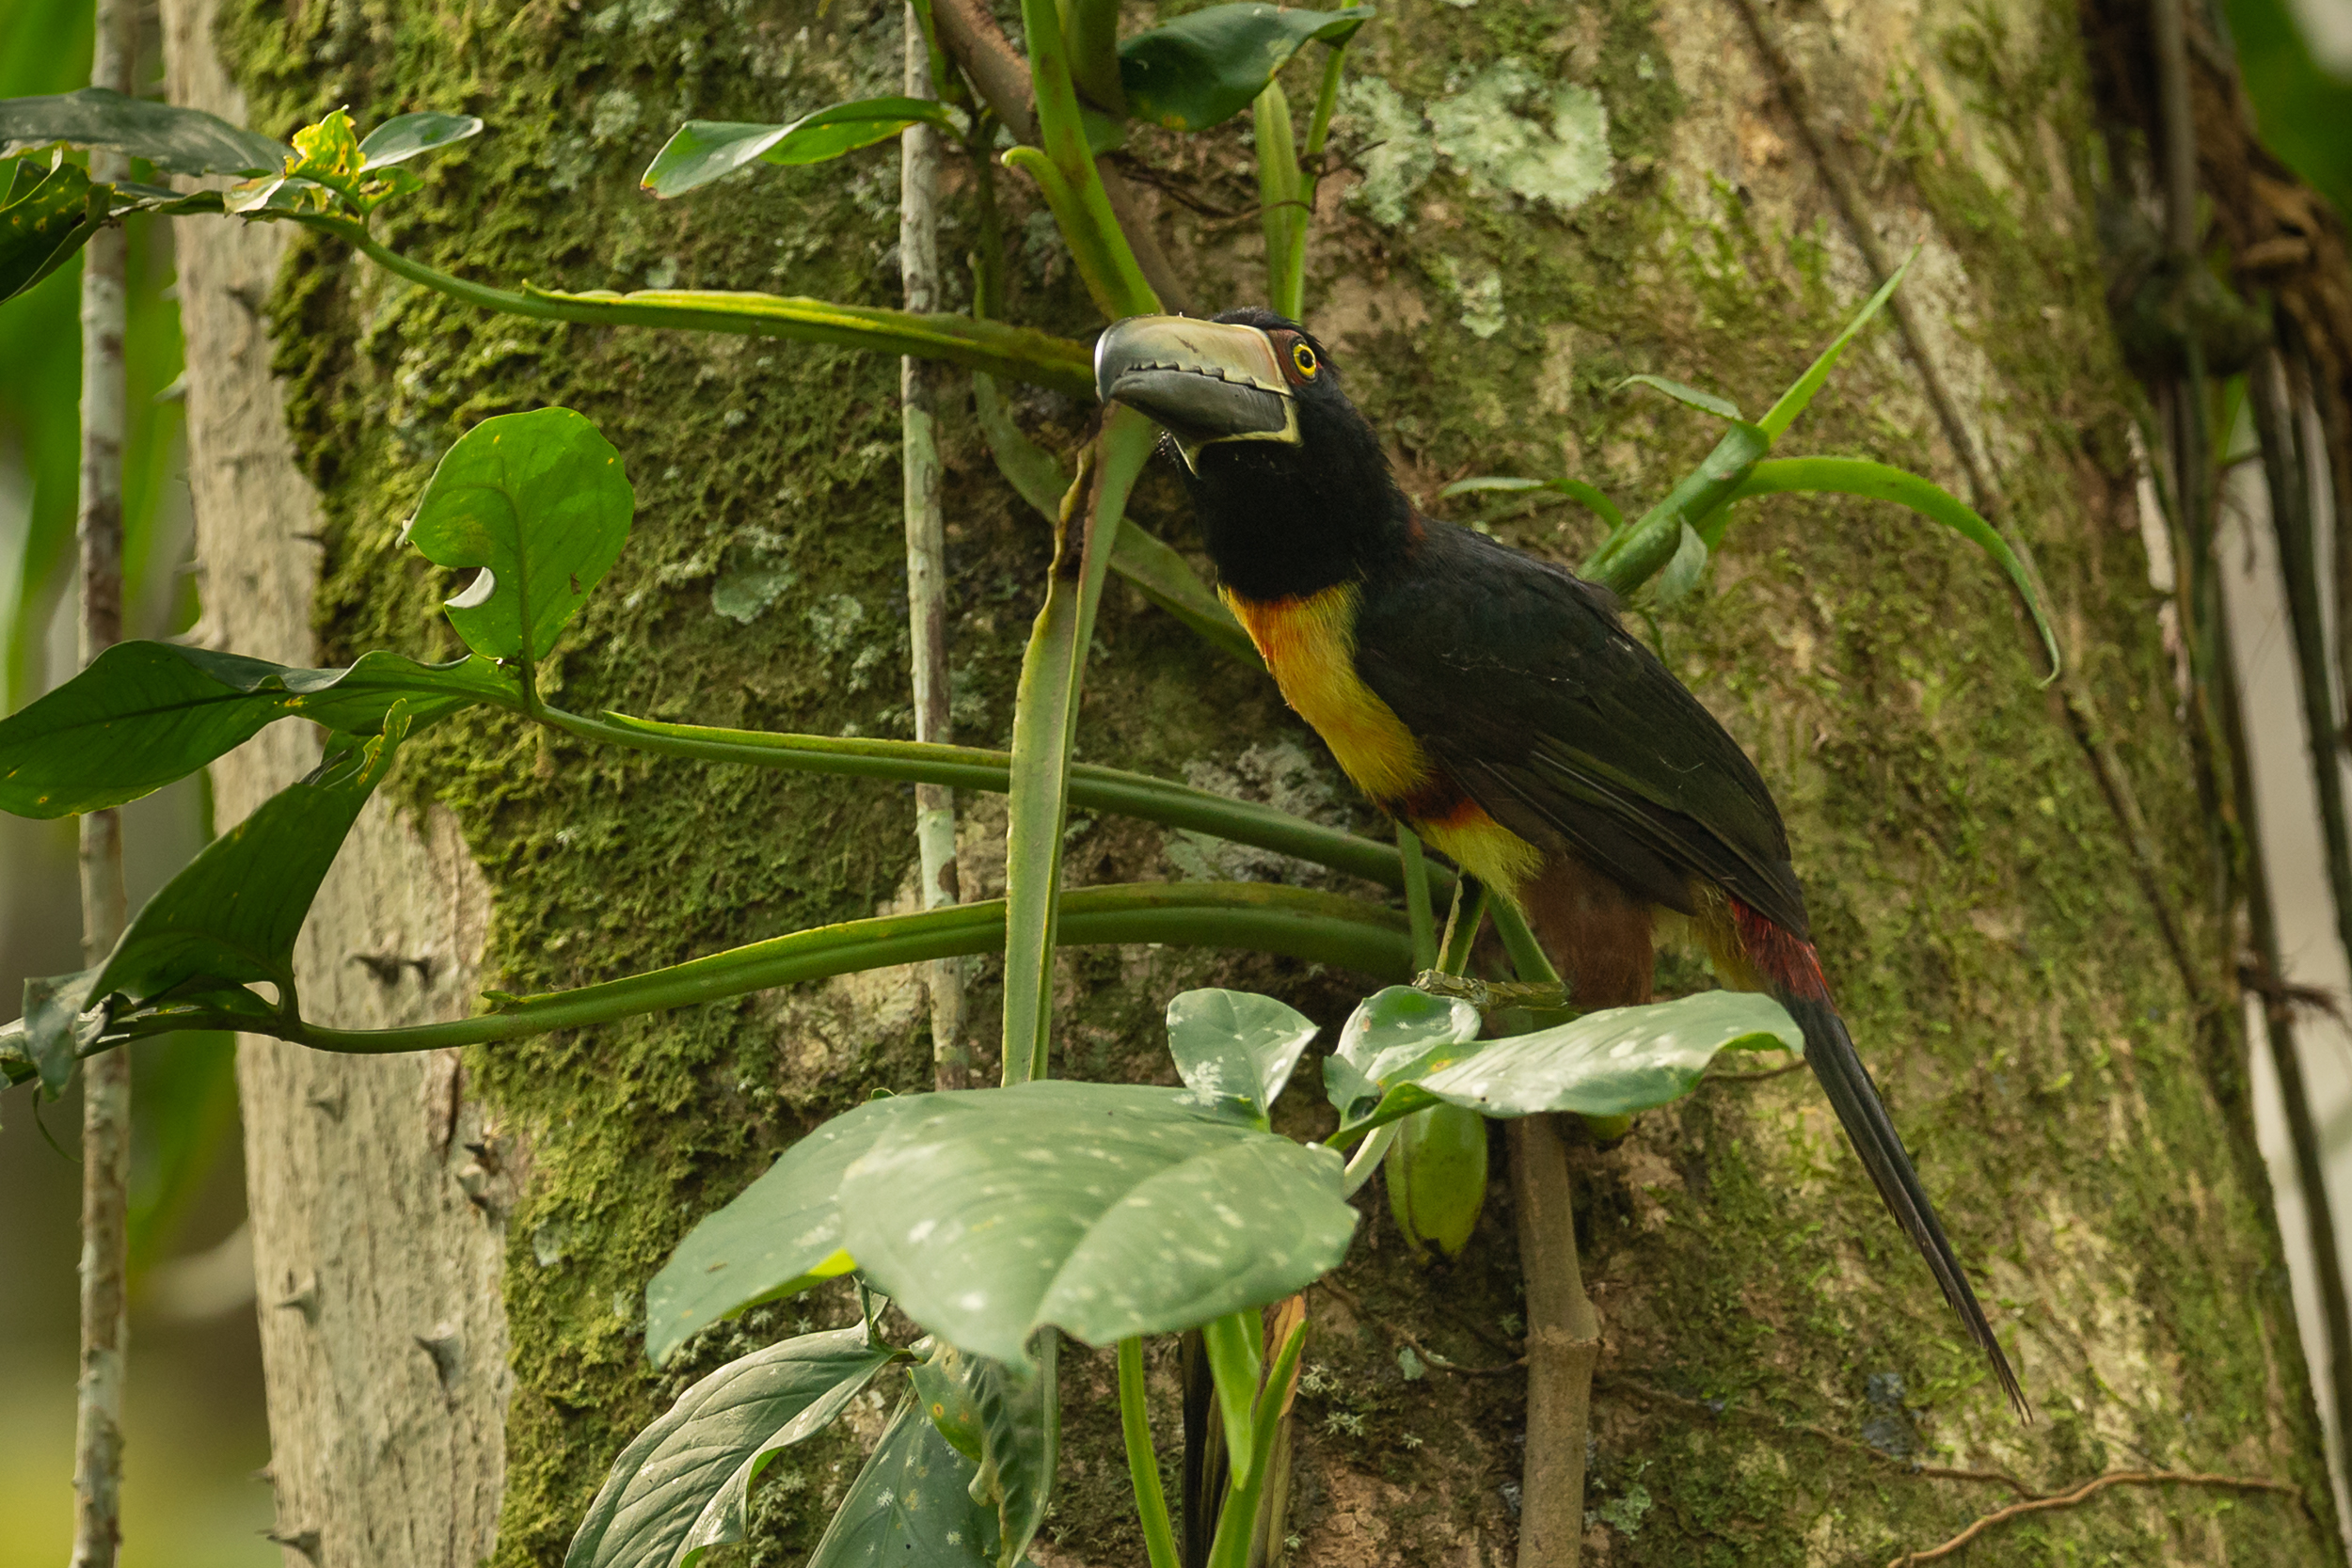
[{"xmin": 216, "ymin": 0, "xmax": 2341, "ymax": 1559}]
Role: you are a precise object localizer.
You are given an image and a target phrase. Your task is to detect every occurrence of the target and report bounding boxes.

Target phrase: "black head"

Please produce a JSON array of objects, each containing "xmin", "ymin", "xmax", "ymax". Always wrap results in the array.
[{"xmin": 1094, "ymin": 308, "xmax": 1413, "ymax": 601}]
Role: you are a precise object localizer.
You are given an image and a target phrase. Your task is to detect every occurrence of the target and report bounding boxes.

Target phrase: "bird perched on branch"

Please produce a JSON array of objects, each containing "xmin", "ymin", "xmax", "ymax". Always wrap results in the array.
[{"xmin": 1095, "ymin": 307, "xmax": 2026, "ymax": 1418}]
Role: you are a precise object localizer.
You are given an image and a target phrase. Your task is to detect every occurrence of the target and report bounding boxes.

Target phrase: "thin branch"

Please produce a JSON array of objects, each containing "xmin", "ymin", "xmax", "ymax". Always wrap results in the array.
[
  {"xmin": 71, "ymin": 0, "xmax": 136, "ymax": 1560},
  {"xmin": 1599, "ymin": 1375, "xmax": 2040, "ymax": 1500},
  {"xmin": 1884, "ymin": 1469, "xmax": 2304, "ymax": 1566},
  {"xmin": 902, "ymin": 2, "xmax": 969, "ymax": 1090}
]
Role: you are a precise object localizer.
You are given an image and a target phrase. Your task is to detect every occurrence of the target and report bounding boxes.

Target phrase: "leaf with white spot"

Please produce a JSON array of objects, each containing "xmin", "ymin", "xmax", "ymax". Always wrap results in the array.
[
  {"xmin": 1165, "ymin": 988, "xmax": 1319, "ymax": 1126},
  {"xmin": 1376, "ymin": 990, "xmax": 1801, "ymax": 1122},
  {"xmin": 1325, "ymin": 986, "xmax": 1481, "ymax": 1119},
  {"xmin": 646, "ymin": 1093, "xmax": 936, "ymax": 1365},
  {"xmin": 803, "ymin": 1396, "xmax": 1002, "ymax": 1567},
  {"xmin": 564, "ymin": 1323, "xmax": 899, "ymax": 1568},
  {"xmin": 838, "ymin": 1082, "xmax": 1356, "ymax": 1365}
]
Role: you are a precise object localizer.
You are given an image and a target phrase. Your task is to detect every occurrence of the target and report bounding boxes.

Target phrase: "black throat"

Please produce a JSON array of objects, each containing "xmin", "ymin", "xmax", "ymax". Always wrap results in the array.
[{"xmin": 1174, "ymin": 398, "xmax": 1417, "ymax": 603}]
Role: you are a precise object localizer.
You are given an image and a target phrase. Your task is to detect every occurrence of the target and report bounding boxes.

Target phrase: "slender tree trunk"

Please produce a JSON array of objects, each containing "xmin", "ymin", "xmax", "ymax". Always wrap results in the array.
[
  {"xmin": 69, "ymin": 0, "xmax": 136, "ymax": 1559},
  {"xmin": 163, "ymin": 0, "xmax": 2352, "ymax": 1562}
]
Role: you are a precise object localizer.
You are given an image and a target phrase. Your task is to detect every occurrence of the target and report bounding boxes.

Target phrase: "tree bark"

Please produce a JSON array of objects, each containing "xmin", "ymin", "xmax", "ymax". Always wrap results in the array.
[{"xmin": 162, "ymin": 0, "xmax": 2352, "ymax": 1562}]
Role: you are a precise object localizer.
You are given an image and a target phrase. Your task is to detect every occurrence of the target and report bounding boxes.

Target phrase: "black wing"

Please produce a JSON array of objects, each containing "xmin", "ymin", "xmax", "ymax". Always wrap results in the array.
[{"xmin": 1355, "ymin": 519, "xmax": 1809, "ymax": 935}]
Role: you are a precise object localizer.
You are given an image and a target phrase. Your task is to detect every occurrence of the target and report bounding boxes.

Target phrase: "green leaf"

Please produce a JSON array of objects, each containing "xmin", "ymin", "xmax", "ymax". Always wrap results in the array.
[
  {"xmin": 973, "ymin": 377, "xmax": 1258, "ymax": 665},
  {"xmin": 931, "ymin": 1339, "xmax": 1057, "ymax": 1568},
  {"xmin": 1001, "ymin": 409, "xmax": 1157, "ymax": 1081},
  {"xmin": 1756, "ymin": 251, "xmax": 1912, "ymax": 441},
  {"xmin": 839, "ymin": 1082, "xmax": 1357, "ymax": 1365},
  {"xmin": 1382, "ymin": 1103, "xmax": 1486, "ymax": 1259},
  {"xmin": 0, "ymin": 87, "xmax": 290, "ymax": 175},
  {"xmin": 22, "ymin": 967, "xmax": 100, "ymax": 1096},
  {"xmin": 0, "ymin": 641, "xmax": 513, "ymax": 819},
  {"xmin": 646, "ymin": 1094, "xmax": 933, "ymax": 1366},
  {"xmin": 1645, "ymin": 522, "xmax": 1708, "ymax": 607},
  {"xmin": 357, "ymin": 110, "xmax": 485, "ymax": 169},
  {"xmin": 1618, "ymin": 373, "xmax": 1742, "ymax": 421},
  {"xmin": 404, "ymin": 407, "xmax": 633, "ymax": 675},
  {"xmin": 642, "ymin": 100, "xmax": 961, "ymax": 198},
  {"xmin": 87, "ymin": 713, "xmax": 410, "ymax": 1009},
  {"xmin": 1406, "ymin": 990, "xmax": 1798, "ymax": 1119},
  {"xmin": 1328, "ymin": 985, "xmax": 1481, "ymax": 1117},
  {"xmin": 1438, "ymin": 474, "xmax": 1623, "ymax": 532},
  {"xmin": 564, "ymin": 1324, "xmax": 900, "ymax": 1568},
  {"xmin": 1714, "ymin": 455, "xmax": 2062, "ymax": 678},
  {"xmin": 1, "ymin": 157, "xmax": 100, "ymax": 302},
  {"xmin": 1165, "ymin": 988, "xmax": 1319, "ymax": 1127},
  {"xmin": 1581, "ymin": 420, "xmax": 1770, "ymax": 598},
  {"xmin": 1120, "ymin": 4, "xmax": 1375, "ymax": 134},
  {"xmin": 803, "ymin": 1397, "xmax": 1000, "ymax": 1568}
]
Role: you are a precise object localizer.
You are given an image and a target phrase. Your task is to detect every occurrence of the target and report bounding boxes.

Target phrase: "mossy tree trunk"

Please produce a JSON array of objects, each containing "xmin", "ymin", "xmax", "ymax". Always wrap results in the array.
[{"xmin": 162, "ymin": 0, "xmax": 2349, "ymax": 1560}]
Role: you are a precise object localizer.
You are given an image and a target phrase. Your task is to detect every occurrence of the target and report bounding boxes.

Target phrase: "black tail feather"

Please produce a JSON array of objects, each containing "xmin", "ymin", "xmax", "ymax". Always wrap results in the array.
[{"xmin": 1782, "ymin": 992, "xmax": 2031, "ymax": 1420}]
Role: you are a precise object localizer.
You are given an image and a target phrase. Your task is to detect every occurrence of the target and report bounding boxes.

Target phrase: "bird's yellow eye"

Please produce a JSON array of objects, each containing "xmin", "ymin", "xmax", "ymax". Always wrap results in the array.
[{"xmin": 1291, "ymin": 341, "xmax": 1319, "ymax": 378}]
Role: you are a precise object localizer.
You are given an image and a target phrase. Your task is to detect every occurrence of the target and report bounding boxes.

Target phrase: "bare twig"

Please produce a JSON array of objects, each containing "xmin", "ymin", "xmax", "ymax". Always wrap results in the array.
[
  {"xmin": 903, "ymin": 3, "xmax": 970, "ymax": 1090},
  {"xmin": 1884, "ymin": 1469, "xmax": 2303, "ymax": 1566},
  {"xmin": 71, "ymin": 0, "xmax": 136, "ymax": 1561},
  {"xmin": 1599, "ymin": 1375, "xmax": 2040, "ymax": 1500}
]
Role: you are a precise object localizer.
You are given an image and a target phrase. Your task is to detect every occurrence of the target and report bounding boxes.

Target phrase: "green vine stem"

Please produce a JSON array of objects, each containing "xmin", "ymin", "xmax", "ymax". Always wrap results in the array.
[
  {"xmin": 1254, "ymin": 81, "xmax": 1303, "ymax": 321},
  {"xmin": 1010, "ymin": 0, "xmax": 1157, "ymax": 318},
  {"xmin": 1205, "ymin": 1312, "xmax": 1307, "ymax": 1568},
  {"xmin": 534, "ymin": 705, "xmax": 1448, "ymax": 895},
  {"xmin": 282, "ymin": 212, "xmax": 1095, "ymax": 394},
  {"xmin": 1119, "ymin": 1338, "xmax": 1182, "ymax": 1568},
  {"xmin": 78, "ymin": 881, "xmax": 1410, "ymax": 1064}
]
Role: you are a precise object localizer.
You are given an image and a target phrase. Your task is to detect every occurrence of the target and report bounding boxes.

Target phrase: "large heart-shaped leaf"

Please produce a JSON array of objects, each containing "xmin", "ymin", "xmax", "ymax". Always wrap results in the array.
[
  {"xmin": 564, "ymin": 1324, "xmax": 900, "ymax": 1568},
  {"xmin": 1404, "ymin": 990, "xmax": 1799, "ymax": 1119},
  {"xmin": 0, "ymin": 87, "xmax": 291, "ymax": 175},
  {"xmin": 404, "ymin": 407, "xmax": 633, "ymax": 673},
  {"xmin": 86, "ymin": 713, "xmax": 410, "ymax": 1009},
  {"xmin": 642, "ymin": 99, "xmax": 961, "ymax": 198},
  {"xmin": 1324, "ymin": 985, "xmax": 1480, "ymax": 1118},
  {"xmin": 1120, "ymin": 4, "xmax": 1375, "ymax": 134},
  {"xmin": 804, "ymin": 1396, "xmax": 1000, "ymax": 1567},
  {"xmin": 839, "ymin": 1082, "xmax": 1356, "ymax": 1366},
  {"xmin": 357, "ymin": 111, "xmax": 485, "ymax": 169},
  {"xmin": 1165, "ymin": 988, "xmax": 1319, "ymax": 1127},
  {"xmin": 646, "ymin": 1094, "xmax": 936, "ymax": 1366},
  {"xmin": 0, "ymin": 641, "xmax": 514, "ymax": 820}
]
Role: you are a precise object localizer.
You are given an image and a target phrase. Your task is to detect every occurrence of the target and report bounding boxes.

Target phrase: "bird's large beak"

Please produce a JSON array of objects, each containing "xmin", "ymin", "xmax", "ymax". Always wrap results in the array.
[{"xmin": 1093, "ymin": 315, "xmax": 1299, "ymax": 469}]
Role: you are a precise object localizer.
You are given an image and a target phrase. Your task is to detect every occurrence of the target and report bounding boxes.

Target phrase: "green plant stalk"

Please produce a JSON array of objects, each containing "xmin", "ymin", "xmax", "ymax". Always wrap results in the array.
[
  {"xmin": 1398, "ymin": 825, "xmax": 1437, "ymax": 971},
  {"xmin": 536, "ymin": 706, "xmax": 1443, "ymax": 894},
  {"xmin": 83, "ymin": 882, "xmax": 1412, "ymax": 1062},
  {"xmin": 1206, "ymin": 1314, "xmax": 1307, "ymax": 1568},
  {"xmin": 1254, "ymin": 82, "xmax": 1303, "ymax": 321},
  {"xmin": 1118, "ymin": 1338, "xmax": 1182, "ymax": 1568},
  {"xmin": 1058, "ymin": 0, "xmax": 1125, "ymax": 112},
  {"xmin": 1012, "ymin": 0, "xmax": 1156, "ymax": 317},
  {"xmin": 283, "ymin": 213, "xmax": 1095, "ymax": 395},
  {"xmin": 1304, "ymin": 44, "xmax": 1346, "ymax": 161},
  {"xmin": 1436, "ymin": 878, "xmax": 1487, "ymax": 974},
  {"xmin": 1716, "ymin": 457, "xmax": 2061, "ymax": 677},
  {"xmin": 1197, "ymin": 1311, "xmax": 1260, "ymax": 1495}
]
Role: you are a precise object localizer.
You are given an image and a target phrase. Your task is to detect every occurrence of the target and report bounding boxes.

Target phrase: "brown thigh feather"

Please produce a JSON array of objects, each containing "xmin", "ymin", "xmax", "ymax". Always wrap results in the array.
[{"xmin": 1519, "ymin": 853, "xmax": 1655, "ymax": 1008}]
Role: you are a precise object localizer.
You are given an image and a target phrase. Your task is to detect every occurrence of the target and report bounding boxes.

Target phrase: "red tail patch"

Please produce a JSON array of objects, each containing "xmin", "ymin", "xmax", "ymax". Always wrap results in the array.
[{"xmin": 1730, "ymin": 898, "xmax": 1830, "ymax": 1002}]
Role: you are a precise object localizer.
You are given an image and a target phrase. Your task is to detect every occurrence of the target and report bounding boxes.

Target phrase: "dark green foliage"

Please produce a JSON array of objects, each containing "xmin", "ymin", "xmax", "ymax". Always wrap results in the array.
[
  {"xmin": 642, "ymin": 101, "xmax": 961, "ymax": 198},
  {"xmin": 0, "ymin": 641, "xmax": 511, "ymax": 818},
  {"xmin": 1161, "ymin": 986, "xmax": 1318, "ymax": 1126},
  {"xmin": 803, "ymin": 1397, "xmax": 1001, "ymax": 1567},
  {"xmin": 1119, "ymin": 4, "xmax": 1374, "ymax": 133},
  {"xmin": 565, "ymin": 1323, "xmax": 901, "ymax": 1568},
  {"xmin": 0, "ymin": 86, "xmax": 289, "ymax": 175}
]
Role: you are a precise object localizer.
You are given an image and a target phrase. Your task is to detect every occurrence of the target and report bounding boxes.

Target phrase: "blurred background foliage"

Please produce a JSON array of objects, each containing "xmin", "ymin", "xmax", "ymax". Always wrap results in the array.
[{"xmin": 0, "ymin": 0, "xmax": 2344, "ymax": 1561}]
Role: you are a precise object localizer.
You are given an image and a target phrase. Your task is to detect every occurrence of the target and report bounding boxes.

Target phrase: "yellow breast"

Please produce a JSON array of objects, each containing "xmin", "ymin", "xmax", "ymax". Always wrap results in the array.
[
  {"xmin": 1223, "ymin": 583, "xmax": 1542, "ymax": 898},
  {"xmin": 1224, "ymin": 583, "xmax": 1430, "ymax": 803}
]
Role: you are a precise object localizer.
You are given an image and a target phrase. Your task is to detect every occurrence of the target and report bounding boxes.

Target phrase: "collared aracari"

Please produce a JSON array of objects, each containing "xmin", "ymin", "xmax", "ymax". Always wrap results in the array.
[{"xmin": 1095, "ymin": 308, "xmax": 2027, "ymax": 1418}]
